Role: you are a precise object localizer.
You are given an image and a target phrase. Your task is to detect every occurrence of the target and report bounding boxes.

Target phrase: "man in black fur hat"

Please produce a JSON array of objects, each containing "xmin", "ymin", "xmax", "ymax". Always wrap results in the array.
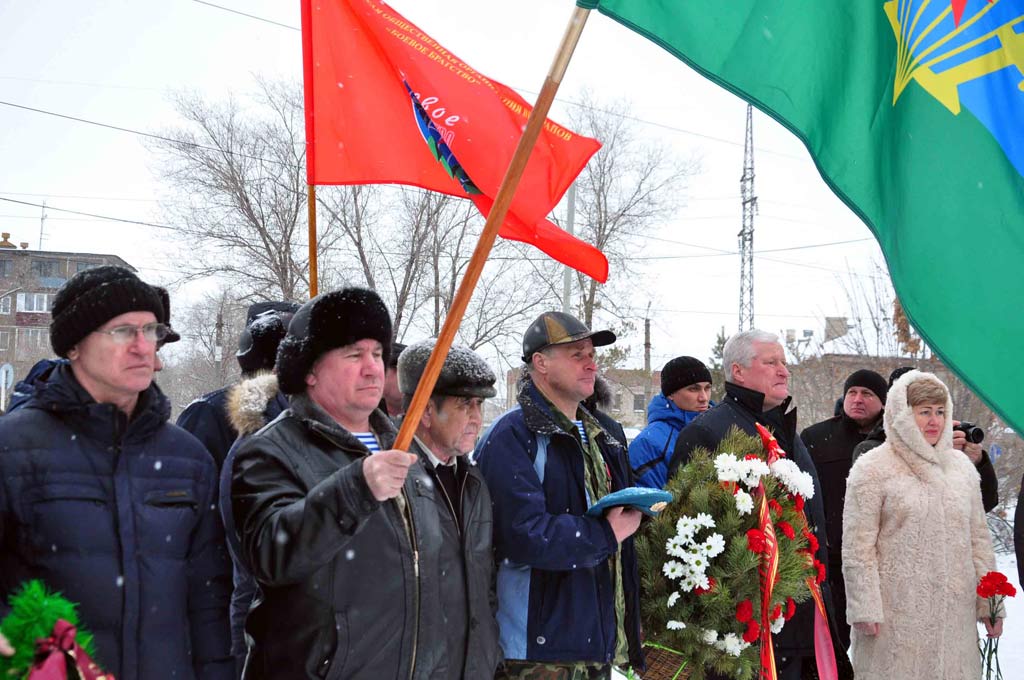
[
  {"xmin": 230, "ymin": 288, "xmax": 450, "ymax": 680},
  {"xmin": 176, "ymin": 301, "xmax": 297, "ymax": 470}
]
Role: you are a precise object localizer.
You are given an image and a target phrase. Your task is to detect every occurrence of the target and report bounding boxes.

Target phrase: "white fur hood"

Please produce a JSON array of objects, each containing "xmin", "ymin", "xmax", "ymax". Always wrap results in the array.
[{"xmin": 883, "ymin": 369, "xmax": 955, "ymax": 472}]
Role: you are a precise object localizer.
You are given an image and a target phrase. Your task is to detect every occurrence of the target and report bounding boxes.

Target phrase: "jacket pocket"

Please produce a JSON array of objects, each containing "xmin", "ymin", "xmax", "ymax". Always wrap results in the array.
[
  {"xmin": 26, "ymin": 484, "xmax": 114, "ymax": 554},
  {"xmin": 138, "ymin": 488, "xmax": 200, "ymax": 557},
  {"xmin": 320, "ymin": 612, "xmax": 349, "ymax": 680}
]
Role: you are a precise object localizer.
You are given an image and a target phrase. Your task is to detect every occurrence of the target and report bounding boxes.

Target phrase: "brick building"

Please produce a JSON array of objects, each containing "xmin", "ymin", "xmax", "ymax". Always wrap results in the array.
[{"xmin": 0, "ymin": 233, "xmax": 131, "ymax": 400}]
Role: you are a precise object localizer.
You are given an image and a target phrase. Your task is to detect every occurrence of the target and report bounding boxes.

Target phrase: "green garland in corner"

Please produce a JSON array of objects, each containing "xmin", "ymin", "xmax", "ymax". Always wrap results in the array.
[{"xmin": 0, "ymin": 580, "xmax": 98, "ymax": 679}]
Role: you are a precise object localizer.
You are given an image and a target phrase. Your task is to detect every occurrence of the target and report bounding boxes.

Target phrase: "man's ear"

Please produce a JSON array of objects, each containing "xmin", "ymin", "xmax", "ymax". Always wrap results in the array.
[
  {"xmin": 67, "ymin": 347, "xmax": 80, "ymax": 361},
  {"xmin": 305, "ymin": 371, "xmax": 317, "ymax": 388}
]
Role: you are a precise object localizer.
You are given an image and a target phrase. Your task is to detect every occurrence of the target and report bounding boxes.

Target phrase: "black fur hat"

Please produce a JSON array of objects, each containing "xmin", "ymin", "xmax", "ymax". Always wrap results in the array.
[
  {"xmin": 275, "ymin": 288, "xmax": 392, "ymax": 395},
  {"xmin": 50, "ymin": 265, "xmax": 165, "ymax": 357},
  {"xmin": 236, "ymin": 301, "xmax": 300, "ymax": 375}
]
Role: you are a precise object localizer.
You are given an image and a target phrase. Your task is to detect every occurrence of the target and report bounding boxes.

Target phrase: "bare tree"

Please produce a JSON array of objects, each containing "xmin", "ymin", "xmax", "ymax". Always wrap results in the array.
[
  {"xmin": 149, "ymin": 78, "xmax": 326, "ymax": 301},
  {"xmin": 566, "ymin": 91, "xmax": 700, "ymax": 330}
]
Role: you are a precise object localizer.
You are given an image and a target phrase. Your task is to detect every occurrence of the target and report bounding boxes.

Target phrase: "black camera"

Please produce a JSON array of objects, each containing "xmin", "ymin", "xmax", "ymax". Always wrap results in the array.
[{"xmin": 953, "ymin": 421, "xmax": 985, "ymax": 444}]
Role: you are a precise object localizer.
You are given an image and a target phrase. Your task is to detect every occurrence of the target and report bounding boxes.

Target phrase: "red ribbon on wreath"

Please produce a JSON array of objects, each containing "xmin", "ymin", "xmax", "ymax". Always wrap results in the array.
[
  {"xmin": 754, "ymin": 423, "xmax": 838, "ymax": 680},
  {"xmin": 28, "ymin": 619, "xmax": 114, "ymax": 680}
]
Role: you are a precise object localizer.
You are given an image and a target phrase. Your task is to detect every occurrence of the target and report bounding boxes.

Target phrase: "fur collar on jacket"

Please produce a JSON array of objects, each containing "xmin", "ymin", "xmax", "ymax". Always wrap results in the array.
[
  {"xmin": 883, "ymin": 369, "xmax": 955, "ymax": 474},
  {"xmin": 228, "ymin": 372, "xmax": 281, "ymax": 437}
]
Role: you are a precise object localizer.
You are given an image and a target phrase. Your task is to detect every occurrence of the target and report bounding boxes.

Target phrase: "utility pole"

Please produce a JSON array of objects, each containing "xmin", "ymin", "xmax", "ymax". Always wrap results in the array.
[
  {"xmin": 38, "ymin": 201, "xmax": 47, "ymax": 249},
  {"xmin": 215, "ymin": 310, "xmax": 224, "ymax": 380},
  {"xmin": 643, "ymin": 301, "xmax": 652, "ymax": 408},
  {"xmin": 738, "ymin": 104, "xmax": 757, "ymax": 332},
  {"xmin": 562, "ymin": 183, "xmax": 576, "ymax": 314}
]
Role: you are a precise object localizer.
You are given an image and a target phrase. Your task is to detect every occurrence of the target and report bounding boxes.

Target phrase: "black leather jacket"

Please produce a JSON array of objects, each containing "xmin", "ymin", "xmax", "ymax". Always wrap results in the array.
[
  {"xmin": 231, "ymin": 395, "xmax": 448, "ymax": 680},
  {"xmin": 410, "ymin": 438, "xmax": 501, "ymax": 679}
]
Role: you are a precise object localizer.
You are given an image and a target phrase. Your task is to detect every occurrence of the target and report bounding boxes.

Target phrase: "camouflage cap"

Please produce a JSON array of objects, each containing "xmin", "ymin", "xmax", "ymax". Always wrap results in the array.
[{"xmin": 521, "ymin": 311, "xmax": 615, "ymax": 362}]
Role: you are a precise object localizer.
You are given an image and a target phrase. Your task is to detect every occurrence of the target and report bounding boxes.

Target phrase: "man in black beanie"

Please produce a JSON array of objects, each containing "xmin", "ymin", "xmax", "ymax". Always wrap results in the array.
[
  {"xmin": 176, "ymin": 301, "xmax": 298, "ymax": 470},
  {"xmin": 230, "ymin": 288, "xmax": 449, "ymax": 680},
  {"xmin": 0, "ymin": 265, "xmax": 232, "ymax": 679},
  {"xmin": 629, "ymin": 355, "xmax": 713, "ymax": 488},
  {"xmin": 801, "ymin": 368, "xmax": 888, "ymax": 650}
]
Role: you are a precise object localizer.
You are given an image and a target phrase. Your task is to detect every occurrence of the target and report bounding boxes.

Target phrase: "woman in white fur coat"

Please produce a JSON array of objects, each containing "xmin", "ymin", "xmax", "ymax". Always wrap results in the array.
[{"xmin": 842, "ymin": 370, "xmax": 1004, "ymax": 679}]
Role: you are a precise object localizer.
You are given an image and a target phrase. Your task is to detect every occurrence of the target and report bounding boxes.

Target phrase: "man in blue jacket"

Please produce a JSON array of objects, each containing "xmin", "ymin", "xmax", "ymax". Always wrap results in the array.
[
  {"xmin": 475, "ymin": 311, "xmax": 645, "ymax": 679},
  {"xmin": 0, "ymin": 265, "xmax": 232, "ymax": 679},
  {"xmin": 629, "ymin": 355, "xmax": 712, "ymax": 488}
]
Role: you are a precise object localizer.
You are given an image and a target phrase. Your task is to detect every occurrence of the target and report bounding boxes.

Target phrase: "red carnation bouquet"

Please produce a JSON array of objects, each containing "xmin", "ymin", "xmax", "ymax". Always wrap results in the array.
[{"xmin": 976, "ymin": 570, "xmax": 1015, "ymax": 680}]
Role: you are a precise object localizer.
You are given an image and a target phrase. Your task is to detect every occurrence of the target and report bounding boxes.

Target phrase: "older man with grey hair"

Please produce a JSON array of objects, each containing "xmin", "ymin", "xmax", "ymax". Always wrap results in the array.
[
  {"xmin": 667, "ymin": 329, "xmax": 851, "ymax": 680},
  {"xmin": 397, "ymin": 340, "xmax": 502, "ymax": 679}
]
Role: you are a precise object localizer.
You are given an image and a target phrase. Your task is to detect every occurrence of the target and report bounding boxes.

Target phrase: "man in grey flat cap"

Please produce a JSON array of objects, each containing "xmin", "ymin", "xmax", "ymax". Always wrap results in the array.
[{"xmin": 398, "ymin": 339, "xmax": 502, "ymax": 680}]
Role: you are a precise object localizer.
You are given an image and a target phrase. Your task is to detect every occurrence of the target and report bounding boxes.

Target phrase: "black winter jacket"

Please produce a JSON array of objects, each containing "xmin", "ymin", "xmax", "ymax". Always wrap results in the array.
[
  {"xmin": 668, "ymin": 382, "xmax": 847, "ymax": 665},
  {"xmin": 231, "ymin": 396, "xmax": 449, "ymax": 680},
  {"xmin": 801, "ymin": 413, "xmax": 877, "ymax": 566},
  {"xmin": 0, "ymin": 364, "xmax": 232, "ymax": 680},
  {"xmin": 410, "ymin": 438, "xmax": 502, "ymax": 679},
  {"xmin": 853, "ymin": 419, "xmax": 999, "ymax": 512}
]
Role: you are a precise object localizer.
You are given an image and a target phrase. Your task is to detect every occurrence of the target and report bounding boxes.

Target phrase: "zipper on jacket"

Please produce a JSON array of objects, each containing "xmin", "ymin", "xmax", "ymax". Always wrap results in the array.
[{"xmin": 404, "ymin": 485, "xmax": 420, "ymax": 680}]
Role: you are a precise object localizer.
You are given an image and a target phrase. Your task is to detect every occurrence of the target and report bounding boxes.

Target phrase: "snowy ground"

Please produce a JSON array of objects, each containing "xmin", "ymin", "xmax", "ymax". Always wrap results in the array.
[{"xmin": 614, "ymin": 552, "xmax": 1023, "ymax": 679}]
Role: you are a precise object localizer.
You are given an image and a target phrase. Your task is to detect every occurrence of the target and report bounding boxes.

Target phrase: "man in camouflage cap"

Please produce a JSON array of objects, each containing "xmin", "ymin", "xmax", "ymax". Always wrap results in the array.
[{"xmin": 398, "ymin": 340, "xmax": 502, "ymax": 679}]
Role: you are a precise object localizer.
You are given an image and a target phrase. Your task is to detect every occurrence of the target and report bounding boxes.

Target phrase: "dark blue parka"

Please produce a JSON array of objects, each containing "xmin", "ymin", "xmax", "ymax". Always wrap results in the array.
[
  {"xmin": 177, "ymin": 386, "xmax": 237, "ymax": 471},
  {"xmin": 474, "ymin": 377, "xmax": 643, "ymax": 670},
  {"xmin": 0, "ymin": 364, "xmax": 233, "ymax": 680}
]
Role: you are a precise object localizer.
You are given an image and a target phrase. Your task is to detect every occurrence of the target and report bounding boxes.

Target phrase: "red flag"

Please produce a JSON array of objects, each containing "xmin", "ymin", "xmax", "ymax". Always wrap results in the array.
[{"xmin": 301, "ymin": 0, "xmax": 608, "ymax": 282}]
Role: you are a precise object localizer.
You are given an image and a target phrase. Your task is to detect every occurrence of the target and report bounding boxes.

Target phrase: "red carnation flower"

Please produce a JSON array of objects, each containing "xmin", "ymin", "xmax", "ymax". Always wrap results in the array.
[
  {"xmin": 784, "ymin": 597, "xmax": 797, "ymax": 620},
  {"xmin": 771, "ymin": 604, "xmax": 782, "ymax": 620},
  {"xmin": 777, "ymin": 521, "xmax": 796, "ymax": 540},
  {"xmin": 742, "ymin": 619, "xmax": 761, "ymax": 643},
  {"xmin": 997, "ymin": 582, "xmax": 1017, "ymax": 597},
  {"xmin": 792, "ymin": 494, "xmax": 805, "ymax": 512},
  {"xmin": 747, "ymin": 529, "xmax": 768, "ymax": 553},
  {"xmin": 744, "ymin": 453, "xmax": 761, "ymax": 461},
  {"xmin": 736, "ymin": 599, "xmax": 754, "ymax": 623},
  {"xmin": 814, "ymin": 559, "xmax": 827, "ymax": 584},
  {"xmin": 802, "ymin": 528, "xmax": 819, "ymax": 554},
  {"xmin": 768, "ymin": 499, "xmax": 783, "ymax": 516}
]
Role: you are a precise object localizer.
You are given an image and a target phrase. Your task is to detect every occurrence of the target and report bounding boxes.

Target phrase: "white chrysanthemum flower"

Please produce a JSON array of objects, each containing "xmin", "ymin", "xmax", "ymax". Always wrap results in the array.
[
  {"xmin": 738, "ymin": 459, "xmax": 770, "ymax": 488},
  {"xmin": 702, "ymin": 629, "xmax": 718, "ymax": 645},
  {"xmin": 734, "ymin": 488, "xmax": 754, "ymax": 515},
  {"xmin": 667, "ymin": 620, "xmax": 686, "ymax": 630},
  {"xmin": 695, "ymin": 573, "xmax": 711, "ymax": 591},
  {"xmin": 771, "ymin": 617, "xmax": 785, "ymax": 634},
  {"xmin": 702, "ymin": 533, "xmax": 726, "ymax": 558},
  {"xmin": 714, "ymin": 453, "xmax": 741, "ymax": 482},
  {"xmin": 675, "ymin": 517, "xmax": 698, "ymax": 541},
  {"xmin": 679, "ymin": 574, "xmax": 698, "ymax": 592},
  {"xmin": 666, "ymin": 535, "xmax": 688, "ymax": 558},
  {"xmin": 770, "ymin": 459, "xmax": 816, "ymax": 499},
  {"xmin": 667, "ymin": 591, "xmax": 680, "ymax": 607},
  {"xmin": 718, "ymin": 632, "xmax": 746, "ymax": 657},
  {"xmin": 694, "ymin": 512, "xmax": 715, "ymax": 529},
  {"xmin": 688, "ymin": 553, "xmax": 708, "ymax": 571},
  {"xmin": 662, "ymin": 561, "xmax": 685, "ymax": 579}
]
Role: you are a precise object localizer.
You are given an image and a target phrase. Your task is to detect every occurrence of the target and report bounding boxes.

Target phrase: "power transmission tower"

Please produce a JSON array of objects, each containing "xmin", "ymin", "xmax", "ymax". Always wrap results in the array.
[{"xmin": 738, "ymin": 104, "xmax": 757, "ymax": 331}]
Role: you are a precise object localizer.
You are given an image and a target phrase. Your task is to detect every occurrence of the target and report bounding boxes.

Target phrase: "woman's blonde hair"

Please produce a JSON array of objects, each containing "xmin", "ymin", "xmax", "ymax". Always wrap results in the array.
[{"xmin": 906, "ymin": 379, "xmax": 948, "ymax": 407}]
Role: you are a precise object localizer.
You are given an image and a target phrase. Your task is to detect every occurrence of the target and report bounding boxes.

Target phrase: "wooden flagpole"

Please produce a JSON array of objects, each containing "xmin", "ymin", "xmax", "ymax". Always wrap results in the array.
[
  {"xmin": 307, "ymin": 184, "xmax": 319, "ymax": 298},
  {"xmin": 393, "ymin": 4, "xmax": 593, "ymax": 451}
]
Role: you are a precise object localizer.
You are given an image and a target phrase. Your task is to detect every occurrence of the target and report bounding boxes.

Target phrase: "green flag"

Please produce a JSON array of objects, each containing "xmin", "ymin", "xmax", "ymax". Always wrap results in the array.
[{"xmin": 582, "ymin": 0, "xmax": 1024, "ymax": 433}]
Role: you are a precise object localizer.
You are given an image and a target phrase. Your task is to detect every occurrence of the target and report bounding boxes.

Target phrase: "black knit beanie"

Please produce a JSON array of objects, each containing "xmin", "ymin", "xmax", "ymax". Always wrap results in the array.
[
  {"xmin": 843, "ymin": 369, "xmax": 888, "ymax": 405},
  {"xmin": 275, "ymin": 288, "xmax": 392, "ymax": 395},
  {"xmin": 50, "ymin": 265, "xmax": 165, "ymax": 357},
  {"xmin": 661, "ymin": 356, "xmax": 713, "ymax": 396}
]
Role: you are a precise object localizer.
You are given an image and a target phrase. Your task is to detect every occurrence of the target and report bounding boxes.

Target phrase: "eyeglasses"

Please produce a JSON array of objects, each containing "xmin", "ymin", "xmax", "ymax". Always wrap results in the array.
[{"xmin": 93, "ymin": 322, "xmax": 170, "ymax": 345}]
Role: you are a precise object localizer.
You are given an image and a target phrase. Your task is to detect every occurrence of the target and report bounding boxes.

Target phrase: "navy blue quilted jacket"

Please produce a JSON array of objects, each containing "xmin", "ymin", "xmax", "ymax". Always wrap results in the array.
[{"xmin": 0, "ymin": 364, "xmax": 232, "ymax": 680}]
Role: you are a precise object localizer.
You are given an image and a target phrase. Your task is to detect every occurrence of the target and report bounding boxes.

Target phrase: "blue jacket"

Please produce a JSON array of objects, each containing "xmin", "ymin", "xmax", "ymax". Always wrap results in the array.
[
  {"xmin": 0, "ymin": 364, "xmax": 232, "ymax": 680},
  {"xmin": 474, "ymin": 378, "xmax": 643, "ymax": 669},
  {"xmin": 6, "ymin": 358, "xmax": 67, "ymax": 413},
  {"xmin": 216, "ymin": 374, "xmax": 289, "ymax": 670},
  {"xmin": 628, "ymin": 393, "xmax": 707, "ymax": 489},
  {"xmin": 177, "ymin": 386, "xmax": 237, "ymax": 471}
]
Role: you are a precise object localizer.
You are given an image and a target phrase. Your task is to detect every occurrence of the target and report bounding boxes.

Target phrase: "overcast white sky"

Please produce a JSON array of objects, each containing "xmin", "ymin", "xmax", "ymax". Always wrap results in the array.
[{"xmin": 0, "ymin": 0, "xmax": 889, "ymax": 370}]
